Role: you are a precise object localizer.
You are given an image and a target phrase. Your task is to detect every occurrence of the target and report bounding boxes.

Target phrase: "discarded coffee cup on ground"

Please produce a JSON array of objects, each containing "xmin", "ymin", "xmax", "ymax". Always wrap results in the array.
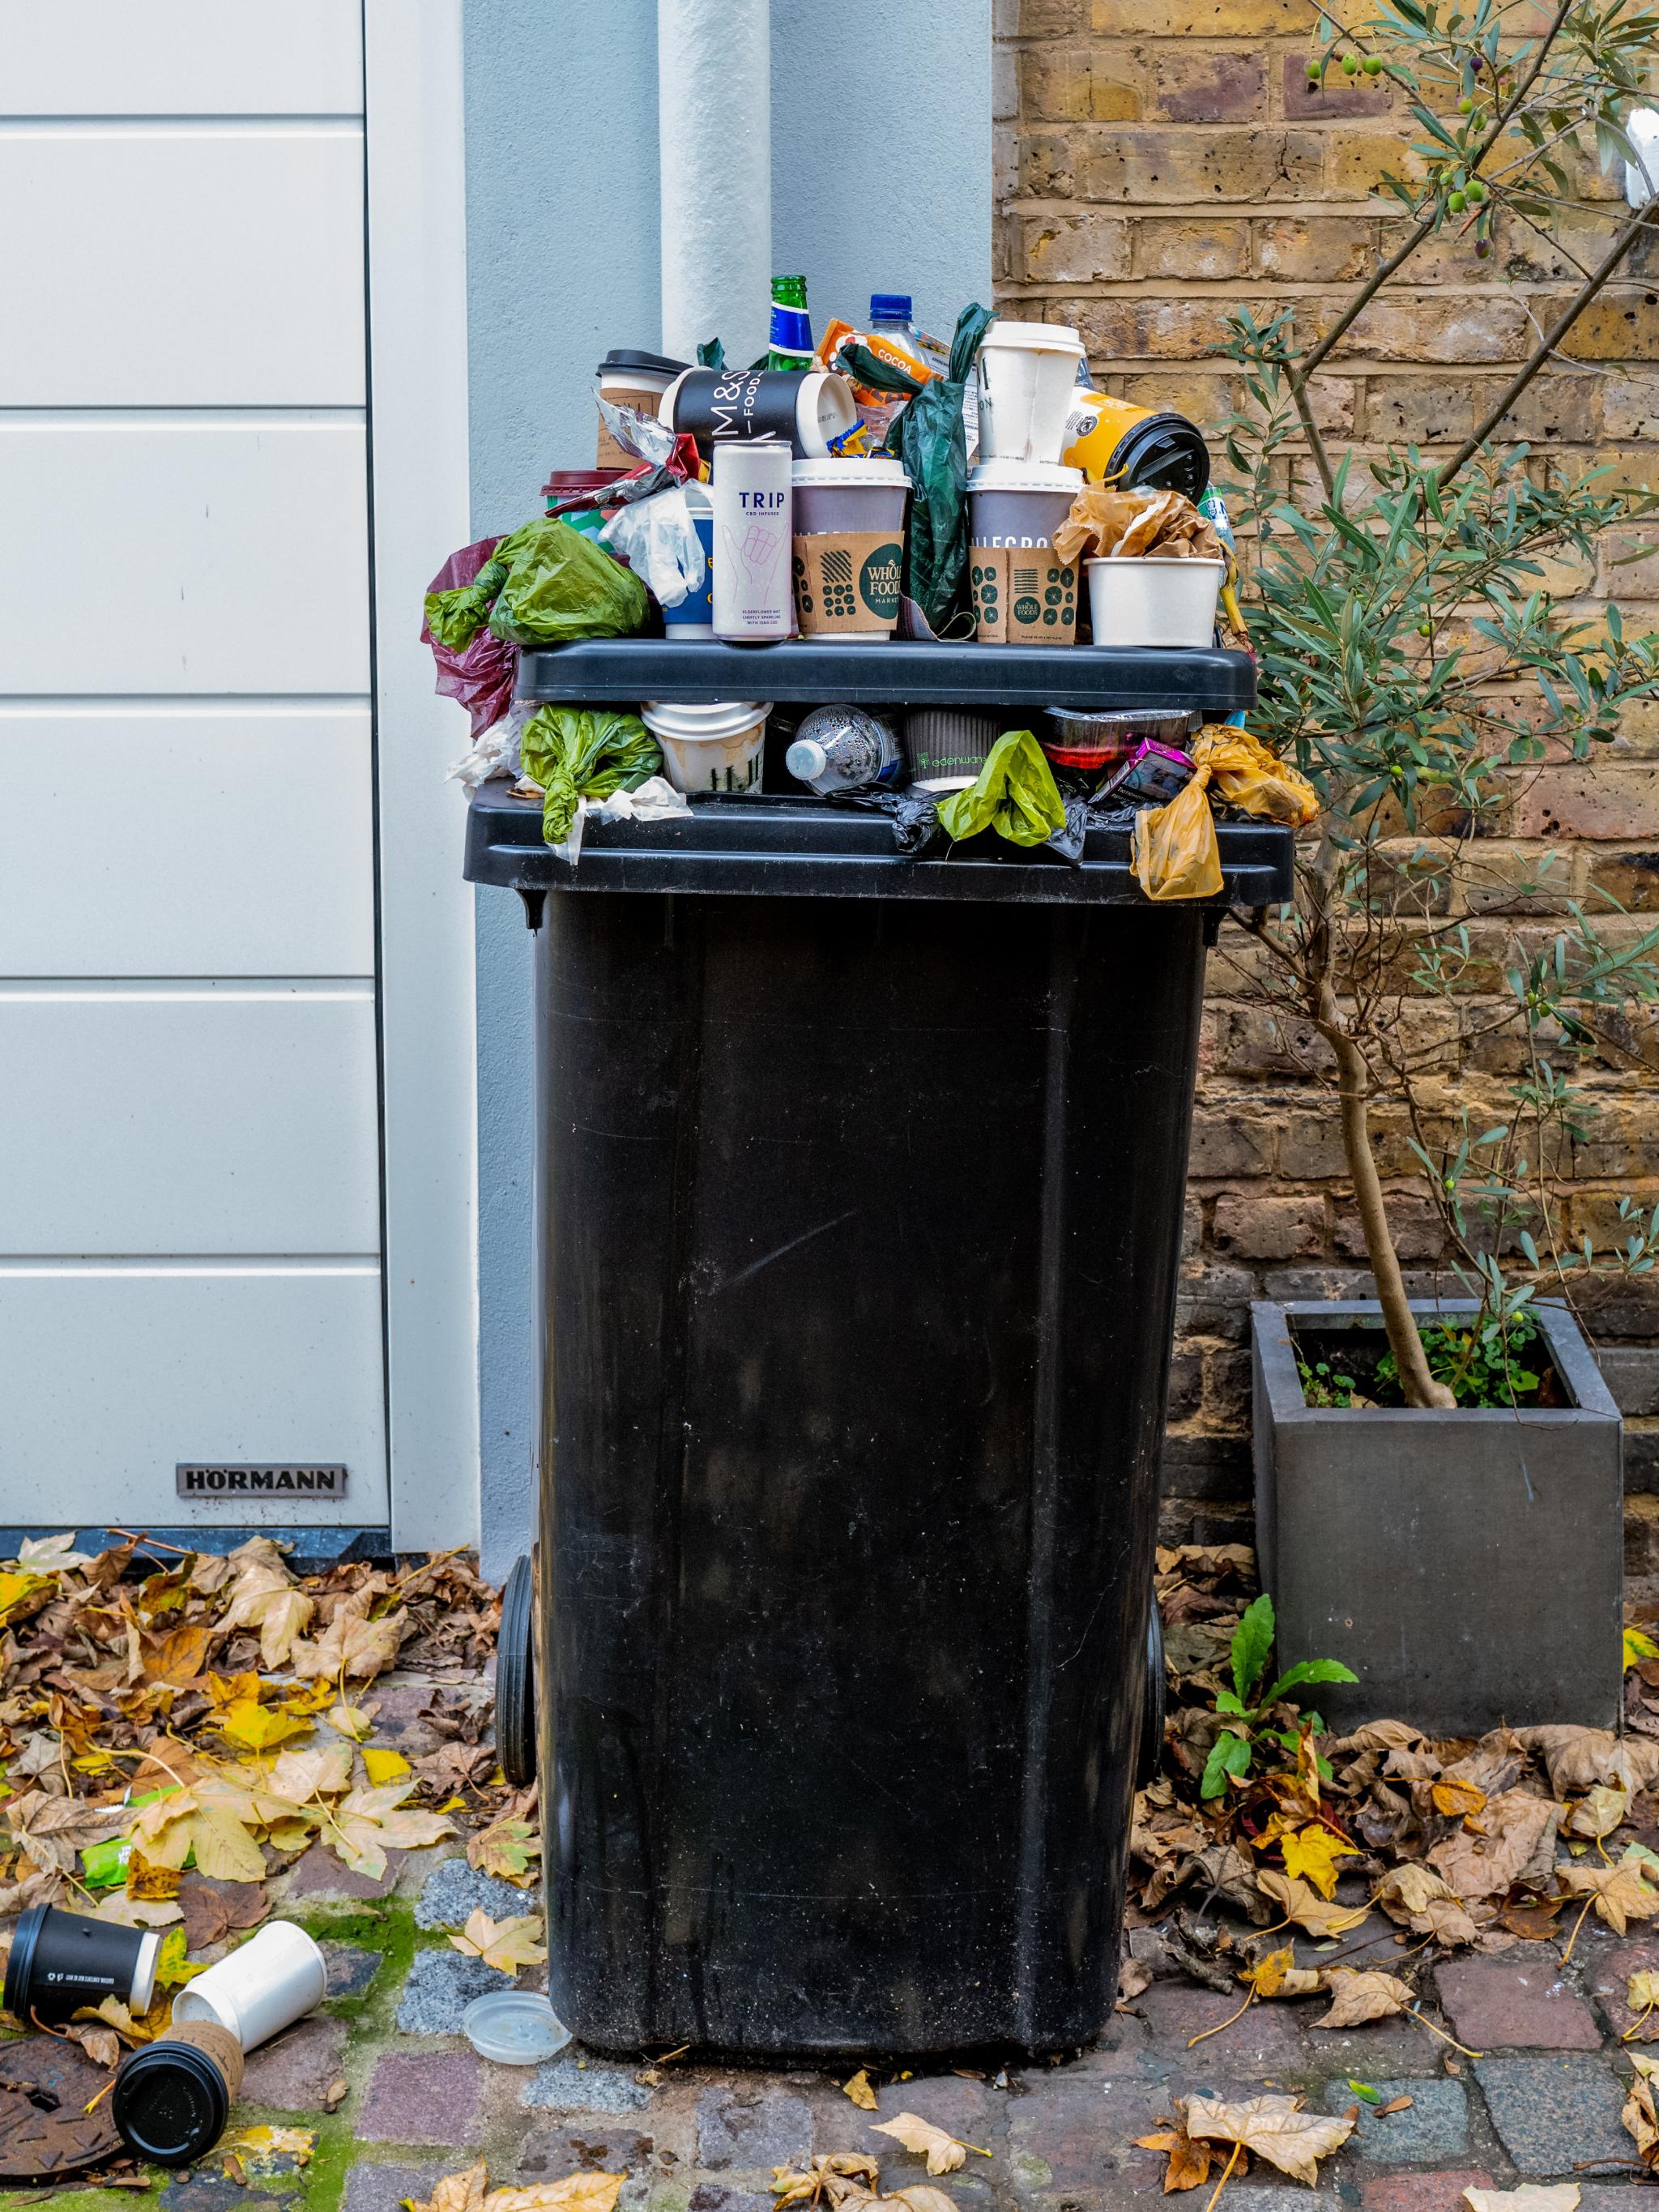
[
  {"xmin": 791, "ymin": 459, "xmax": 909, "ymax": 642},
  {"xmin": 1086, "ymin": 554, "xmax": 1226, "ymax": 649},
  {"xmin": 975, "ymin": 321, "xmax": 1085, "ymax": 465},
  {"xmin": 642, "ymin": 700, "xmax": 772, "ymax": 796},
  {"xmin": 786, "ymin": 707, "xmax": 902, "ymax": 793},
  {"xmin": 903, "ymin": 706, "xmax": 1001, "ymax": 792},
  {"xmin": 4, "ymin": 1904, "xmax": 160, "ymax": 2026},
  {"xmin": 968, "ymin": 461, "xmax": 1082, "ymax": 644},
  {"xmin": 171, "ymin": 1920, "xmax": 327, "ymax": 2052},
  {"xmin": 663, "ymin": 479, "xmax": 715, "ymax": 638},
  {"xmin": 711, "ymin": 442, "xmax": 792, "ymax": 640},
  {"xmin": 1060, "ymin": 394, "xmax": 1212, "ymax": 502},
  {"xmin": 596, "ymin": 349, "xmax": 689, "ymax": 468},
  {"xmin": 112, "ymin": 2022, "xmax": 244, "ymax": 2167},
  {"xmin": 463, "ymin": 1988, "xmax": 572, "ymax": 2066},
  {"xmin": 1040, "ymin": 707, "xmax": 1197, "ymax": 776},
  {"xmin": 660, "ymin": 366, "xmax": 858, "ymax": 459}
]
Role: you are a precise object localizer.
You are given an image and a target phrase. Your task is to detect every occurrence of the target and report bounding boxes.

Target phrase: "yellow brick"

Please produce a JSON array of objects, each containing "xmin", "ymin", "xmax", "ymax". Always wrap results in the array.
[
  {"xmin": 1253, "ymin": 216, "xmax": 1375, "ymax": 282},
  {"xmin": 1133, "ymin": 216, "xmax": 1250, "ymax": 280},
  {"xmin": 1326, "ymin": 131, "xmax": 1430, "ymax": 199},
  {"xmin": 1093, "ymin": 0, "xmax": 1313, "ymax": 30},
  {"xmin": 1078, "ymin": 126, "xmax": 1322, "ymax": 203},
  {"xmin": 1561, "ymin": 293, "xmax": 1659, "ymax": 364},
  {"xmin": 1022, "ymin": 210, "xmax": 1132, "ymax": 284},
  {"xmin": 1118, "ymin": 369, "xmax": 1239, "ymax": 425}
]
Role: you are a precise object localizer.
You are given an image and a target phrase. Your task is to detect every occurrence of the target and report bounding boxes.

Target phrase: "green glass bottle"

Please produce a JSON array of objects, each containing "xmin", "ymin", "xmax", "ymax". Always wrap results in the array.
[{"xmin": 767, "ymin": 274, "xmax": 813, "ymax": 372}]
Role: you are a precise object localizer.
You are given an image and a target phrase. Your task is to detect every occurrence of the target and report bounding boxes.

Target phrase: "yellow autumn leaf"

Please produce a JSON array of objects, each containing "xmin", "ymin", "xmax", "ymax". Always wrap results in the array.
[
  {"xmin": 0, "ymin": 1572, "xmax": 53, "ymax": 1629},
  {"xmin": 217, "ymin": 1698, "xmax": 313, "ymax": 1754},
  {"xmin": 403, "ymin": 2171, "xmax": 627, "ymax": 2212},
  {"xmin": 1626, "ymin": 1630, "xmax": 1659, "ymax": 1671},
  {"xmin": 870, "ymin": 2114, "xmax": 990, "ymax": 2176},
  {"xmin": 1255, "ymin": 1869, "xmax": 1370, "ymax": 1937},
  {"xmin": 1431, "ymin": 1779, "xmax": 1487, "ymax": 1821},
  {"xmin": 129, "ymin": 1783, "xmax": 269, "ymax": 1885},
  {"xmin": 1464, "ymin": 2190, "xmax": 1580, "ymax": 2212},
  {"xmin": 326, "ymin": 1780, "xmax": 455, "ymax": 1880},
  {"xmin": 1630, "ymin": 1970, "xmax": 1659, "ymax": 2018},
  {"xmin": 1312, "ymin": 1968, "xmax": 1413, "ymax": 2030},
  {"xmin": 1241, "ymin": 1946, "xmax": 1320, "ymax": 1999},
  {"xmin": 1566, "ymin": 1785, "xmax": 1629, "ymax": 1839},
  {"xmin": 1278, "ymin": 1825, "xmax": 1360, "ymax": 1901},
  {"xmin": 327, "ymin": 1702, "xmax": 377, "ymax": 1741},
  {"xmin": 1184, "ymin": 2094, "xmax": 1355, "ymax": 2186},
  {"xmin": 363, "ymin": 1747, "xmax": 412, "ymax": 1786},
  {"xmin": 224, "ymin": 2124, "xmax": 314, "ymax": 2175},
  {"xmin": 1136, "ymin": 2118, "xmax": 1213, "ymax": 2193},
  {"xmin": 1559, "ymin": 1855, "xmax": 1659, "ymax": 1936},
  {"xmin": 449, "ymin": 1908, "xmax": 548, "ymax": 1974},
  {"xmin": 841, "ymin": 2070, "xmax": 879, "ymax": 2110}
]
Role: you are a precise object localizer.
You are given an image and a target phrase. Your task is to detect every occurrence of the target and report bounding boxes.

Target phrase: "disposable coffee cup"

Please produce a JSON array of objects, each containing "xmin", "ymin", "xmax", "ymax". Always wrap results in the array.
[
  {"xmin": 1085, "ymin": 555, "xmax": 1226, "ymax": 649},
  {"xmin": 903, "ymin": 706, "xmax": 1000, "ymax": 791},
  {"xmin": 642, "ymin": 699, "xmax": 772, "ymax": 796},
  {"xmin": 663, "ymin": 479, "xmax": 715, "ymax": 638},
  {"xmin": 791, "ymin": 460, "xmax": 909, "ymax": 643},
  {"xmin": 171, "ymin": 1920, "xmax": 327, "ymax": 2053},
  {"xmin": 113, "ymin": 2022, "xmax": 244, "ymax": 2167},
  {"xmin": 4, "ymin": 1903, "xmax": 160, "ymax": 2026},
  {"xmin": 660, "ymin": 366, "xmax": 859, "ymax": 459},
  {"xmin": 968, "ymin": 461, "xmax": 1082, "ymax": 645},
  {"xmin": 596, "ymin": 348, "xmax": 688, "ymax": 468},
  {"xmin": 976, "ymin": 321, "xmax": 1086, "ymax": 466}
]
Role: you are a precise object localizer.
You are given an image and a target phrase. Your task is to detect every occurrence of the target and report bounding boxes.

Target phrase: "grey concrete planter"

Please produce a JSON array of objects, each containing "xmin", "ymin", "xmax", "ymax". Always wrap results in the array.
[{"xmin": 1252, "ymin": 1299, "xmax": 1622, "ymax": 1736}]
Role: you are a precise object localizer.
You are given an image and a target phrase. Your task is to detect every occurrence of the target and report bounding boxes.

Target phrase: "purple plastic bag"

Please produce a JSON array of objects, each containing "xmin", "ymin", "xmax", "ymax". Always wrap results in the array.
[{"xmin": 421, "ymin": 536, "xmax": 518, "ymax": 741}]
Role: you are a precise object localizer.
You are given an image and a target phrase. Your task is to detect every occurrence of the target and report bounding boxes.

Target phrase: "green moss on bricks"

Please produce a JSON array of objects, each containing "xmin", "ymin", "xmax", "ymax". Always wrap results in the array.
[{"xmin": 294, "ymin": 2115, "xmax": 356, "ymax": 2212}]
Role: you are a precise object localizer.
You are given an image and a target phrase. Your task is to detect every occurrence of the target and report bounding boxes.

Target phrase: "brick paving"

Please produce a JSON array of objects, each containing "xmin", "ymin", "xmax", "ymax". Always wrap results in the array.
[{"xmin": 33, "ymin": 1833, "xmax": 1659, "ymax": 2209}]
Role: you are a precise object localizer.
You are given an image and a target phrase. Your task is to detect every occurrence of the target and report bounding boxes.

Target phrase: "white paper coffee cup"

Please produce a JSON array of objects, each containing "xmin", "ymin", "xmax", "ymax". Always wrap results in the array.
[{"xmin": 171, "ymin": 1921, "xmax": 328, "ymax": 2053}]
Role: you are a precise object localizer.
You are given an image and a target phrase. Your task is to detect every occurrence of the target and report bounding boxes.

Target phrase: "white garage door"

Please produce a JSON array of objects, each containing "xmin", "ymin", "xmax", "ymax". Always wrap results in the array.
[{"xmin": 0, "ymin": 6, "xmax": 388, "ymax": 1535}]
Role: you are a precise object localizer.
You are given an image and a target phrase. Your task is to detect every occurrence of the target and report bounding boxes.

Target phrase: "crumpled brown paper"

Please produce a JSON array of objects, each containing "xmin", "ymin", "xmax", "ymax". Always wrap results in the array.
[{"xmin": 1053, "ymin": 486, "xmax": 1226, "ymax": 568}]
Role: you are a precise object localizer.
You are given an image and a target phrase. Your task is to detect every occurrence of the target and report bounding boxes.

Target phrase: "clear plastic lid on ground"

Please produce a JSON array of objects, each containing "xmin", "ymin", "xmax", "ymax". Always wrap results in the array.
[{"xmin": 463, "ymin": 1990, "xmax": 572, "ymax": 2065}]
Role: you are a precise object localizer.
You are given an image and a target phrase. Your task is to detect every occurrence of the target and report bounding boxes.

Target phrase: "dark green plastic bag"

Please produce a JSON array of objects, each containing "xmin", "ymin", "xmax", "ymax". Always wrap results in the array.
[
  {"xmin": 936, "ymin": 730, "xmax": 1067, "ymax": 848},
  {"xmin": 841, "ymin": 301, "xmax": 994, "ymax": 634},
  {"xmin": 487, "ymin": 519, "xmax": 648, "ymax": 648},
  {"xmin": 520, "ymin": 706, "xmax": 662, "ymax": 846},
  {"xmin": 423, "ymin": 520, "xmax": 541, "ymax": 651}
]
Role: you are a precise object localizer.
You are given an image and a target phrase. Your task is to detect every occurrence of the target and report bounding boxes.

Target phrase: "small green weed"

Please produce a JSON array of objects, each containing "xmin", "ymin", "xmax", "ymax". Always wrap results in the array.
[{"xmin": 1202, "ymin": 1593, "xmax": 1358, "ymax": 1801}]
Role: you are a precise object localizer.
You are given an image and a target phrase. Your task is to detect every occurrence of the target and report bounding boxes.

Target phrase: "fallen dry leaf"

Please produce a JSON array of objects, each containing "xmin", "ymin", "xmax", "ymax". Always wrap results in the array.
[
  {"xmin": 1279, "ymin": 1826, "xmax": 1359, "ymax": 1901},
  {"xmin": 1255, "ymin": 1870, "xmax": 1369, "ymax": 1938},
  {"xmin": 224, "ymin": 2124, "xmax": 313, "ymax": 2175},
  {"xmin": 842, "ymin": 2071, "xmax": 880, "ymax": 2111},
  {"xmin": 1559, "ymin": 1855, "xmax": 1659, "ymax": 1936},
  {"xmin": 773, "ymin": 2155, "xmax": 883, "ymax": 2209},
  {"xmin": 1183, "ymin": 2093, "xmax": 1355, "ymax": 2186},
  {"xmin": 1625, "ymin": 2057, "xmax": 1659, "ymax": 2171},
  {"xmin": 1241, "ymin": 1947, "xmax": 1321, "ymax": 2000},
  {"xmin": 178, "ymin": 1875, "xmax": 268, "ymax": 1952},
  {"xmin": 1376, "ymin": 2097, "xmax": 1414, "ymax": 2117},
  {"xmin": 1463, "ymin": 2190, "xmax": 1580, "ymax": 2212},
  {"xmin": 1629, "ymin": 1968, "xmax": 1659, "ymax": 2022},
  {"xmin": 1427, "ymin": 1791, "xmax": 1559, "ymax": 1902},
  {"xmin": 1516, "ymin": 1728, "xmax": 1659, "ymax": 1799},
  {"xmin": 1312, "ymin": 1969, "xmax": 1413, "ymax": 2030},
  {"xmin": 1566, "ymin": 1785, "xmax": 1629, "ymax": 1839},
  {"xmin": 1118, "ymin": 1958, "xmax": 1152, "ymax": 2004},
  {"xmin": 1135, "ymin": 2118, "xmax": 1214, "ymax": 2193},
  {"xmin": 449, "ymin": 1908, "xmax": 547, "ymax": 1975},
  {"xmin": 1431, "ymin": 1779, "xmax": 1487, "ymax": 1821},
  {"xmin": 870, "ymin": 2115, "xmax": 989, "ymax": 2176},
  {"xmin": 325, "ymin": 1780, "xmax": 455, "ymax": 1881},
  {"xmin": 404, "ymin": 2170, "xmax": 626, "ymax": 2212}
]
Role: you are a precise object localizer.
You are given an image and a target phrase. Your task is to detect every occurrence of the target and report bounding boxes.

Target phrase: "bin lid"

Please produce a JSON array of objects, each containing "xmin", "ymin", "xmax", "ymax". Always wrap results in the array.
[
  {"xmin": 464, "ymin": 786, "xmax": 1294, "ymax": 908},
  {"xmin": 515, "ymin": 638, "xmax": 1256, "ymax": 715}
]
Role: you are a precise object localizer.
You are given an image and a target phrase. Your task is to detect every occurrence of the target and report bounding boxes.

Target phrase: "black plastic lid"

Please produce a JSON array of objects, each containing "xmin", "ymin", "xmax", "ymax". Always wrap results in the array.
[
  {"xmin": 1112, "ymin": 412, "xmax": 1211, "ymax": 501},
  {"xmin": 113, "ymin": 2043, "xmax": 229, "ymax": 2167},
  {"xmin": 598, "ymin": 349, "xmax": 689, "ymax": 378},
  {"xmin": 2, "ymin": 1905, "xmax": 44, "ymax": 2020}
]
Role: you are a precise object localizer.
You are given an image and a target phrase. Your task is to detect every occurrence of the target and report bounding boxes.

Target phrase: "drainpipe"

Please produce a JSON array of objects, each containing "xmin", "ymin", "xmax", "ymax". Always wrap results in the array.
[{"xmin": 658, "ymin": 0, "xmax": 772, "ymax": 367}]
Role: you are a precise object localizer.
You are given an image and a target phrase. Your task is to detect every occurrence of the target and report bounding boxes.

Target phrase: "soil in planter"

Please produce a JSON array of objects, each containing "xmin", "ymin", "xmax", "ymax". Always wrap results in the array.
[{"xmin": 1290, "ymin": 1313, "xmax": 1566, "ymax": 1411}]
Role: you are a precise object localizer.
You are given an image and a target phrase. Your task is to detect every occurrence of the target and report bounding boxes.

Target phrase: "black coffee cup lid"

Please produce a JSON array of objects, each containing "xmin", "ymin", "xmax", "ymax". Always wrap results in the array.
[
  {"xmin": 113, "ymin": 2043, "xmax": 229, "ymax": 2166},
  {"xmin": 598, "ymin": 349, "xmax": 689, "ymax": 378}
]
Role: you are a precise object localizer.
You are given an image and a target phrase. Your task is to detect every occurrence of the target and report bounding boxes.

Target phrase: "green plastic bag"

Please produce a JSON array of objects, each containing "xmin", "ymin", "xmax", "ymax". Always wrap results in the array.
[
  {"xmin": 487, "ymin": 518, "xmax": 648, "ymax": 647},
  {"xmin": 842, "ymin": 301, "xmax": 994, "ymax": 634},
  {"xmin": 423, "ymin": 520, "xmax": 540, "ymax": 651},
  {"xmin": 520, "ymin": 705, "xmax": 662, "ymax": 847},
  {"xmin": 936, "ymin": 729, "xmax": 1067, "ymax": 848}
]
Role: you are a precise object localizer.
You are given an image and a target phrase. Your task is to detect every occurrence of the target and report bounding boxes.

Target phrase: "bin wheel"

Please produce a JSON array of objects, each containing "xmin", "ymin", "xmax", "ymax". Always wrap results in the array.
[
  {"xmin": 1137, "ymin": 1601, "xmax": 1166, "ymax": 1791},
  {"xmin": 497, "ymin": 1554, "xmax": 537, "ymax": 1787}
]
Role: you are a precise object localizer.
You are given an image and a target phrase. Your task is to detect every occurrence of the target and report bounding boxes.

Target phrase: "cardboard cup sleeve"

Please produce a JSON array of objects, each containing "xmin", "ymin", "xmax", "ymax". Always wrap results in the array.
[
  {"xmin": 970, "ymin": 545, "xmax": 1078, "ymax": 644},
  {"xmin": 792, "ymin": 532, "xmax": 904, "ymax": 638}
]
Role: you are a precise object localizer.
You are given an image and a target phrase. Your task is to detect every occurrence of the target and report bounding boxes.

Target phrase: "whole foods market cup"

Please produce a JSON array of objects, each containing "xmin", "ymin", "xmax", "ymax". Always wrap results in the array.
[
  {"xmin": 596, "ymin": 349, "xmax": 688, "ymax": 468},
  {"xmin": 660, "ymin": 367, "xmax": 858, "ymax": 459},
  {"xmin": 1086, "ymin": 555, "xmax": 1226, "ymax": 649},
  {"xmin": 903, "ymin": 706, "xmax": 1000, "ymax": 792},
  {"xmin": 976, "ymin": 321, "xmax": 1085, "ymax": 465},
  {"xmin": 663, "ymin": 479, "xmax": 715, "ymax": 638},
  {"xmin": 4, "ymin": 1903, "xmax": 160, "ymax": 2026},
  {"xmin": 172, "ymin": 1921, "xmax": 328, "ymax": 2053},
  {"xmin": 642, "ymin": 700, "xmax": 772, "ymax": 796},
  {"xmin": 791, "ymin": 459, "xmax": 909, "ymax": 642},
  {"xmin": 711, "ymin": 442, "xmax": 792, "ymax": 639},
  {"xmin": 1060, "ymin": 394, "xmax": 1211, "ymax": 502},
  {"xmin": 968, "ymin": 460, "xmax": 1082, "ymax": 644}
]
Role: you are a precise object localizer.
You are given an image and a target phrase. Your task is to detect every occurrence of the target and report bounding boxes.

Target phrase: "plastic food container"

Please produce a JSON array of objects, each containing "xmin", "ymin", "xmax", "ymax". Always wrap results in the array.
[
  {"xmin": 642, "ymin": 699, "xmax": 772, "ymax": 796},
  {"xmin": 1085, "ymin": 557, "xmax": 1226, "ymax": 649},
  {"xmin": 976, "ymin": 322, "xmax": 1086, "ymax": 465},
  {"xmin": 1039, "ymin": 707, "xmax": 1198, "ymax": 774}
]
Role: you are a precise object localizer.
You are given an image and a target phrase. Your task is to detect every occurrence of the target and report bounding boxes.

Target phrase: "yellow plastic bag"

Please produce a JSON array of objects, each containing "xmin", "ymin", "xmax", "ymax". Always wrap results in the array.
[{"xmin": 1132, "ymin": 726, "xmax": 1317, "ymax": 903}]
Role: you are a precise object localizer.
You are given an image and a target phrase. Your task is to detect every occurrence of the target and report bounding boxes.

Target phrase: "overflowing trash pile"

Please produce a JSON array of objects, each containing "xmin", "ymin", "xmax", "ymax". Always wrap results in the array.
[{"xmin": 425, "ymin": 275, "xmax": 1317, "ymax": 890}]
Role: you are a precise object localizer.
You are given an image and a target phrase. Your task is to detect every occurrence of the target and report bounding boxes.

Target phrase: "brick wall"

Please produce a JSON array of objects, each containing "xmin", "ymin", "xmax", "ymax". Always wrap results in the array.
[{"xmin": 992, "ymin": 0, "xmax": 1659, "ymax": 1552}]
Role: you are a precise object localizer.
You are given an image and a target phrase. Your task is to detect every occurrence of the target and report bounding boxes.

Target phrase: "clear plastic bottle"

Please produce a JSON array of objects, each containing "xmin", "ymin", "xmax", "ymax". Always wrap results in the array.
[{"xmin": 785, "ymin": 707, "xmax": 902, "ymax": 794}]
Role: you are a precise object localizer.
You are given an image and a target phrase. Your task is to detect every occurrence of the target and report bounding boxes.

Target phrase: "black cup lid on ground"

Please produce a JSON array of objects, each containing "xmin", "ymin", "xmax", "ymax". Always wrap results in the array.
[
  {"xmin": 597, "ymin": 349, "xmax": 689, "ymax": 379},
  {"xmin": 113, "ymin": 2043, "xmax": 230, "ymax": 2167}
]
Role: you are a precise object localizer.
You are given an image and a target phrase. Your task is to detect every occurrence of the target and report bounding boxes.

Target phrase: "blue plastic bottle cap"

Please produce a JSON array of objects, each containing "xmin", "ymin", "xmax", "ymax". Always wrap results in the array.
[
  {"xmin": 462, "ymin": 1990, "xmax": 572, "ymax": 2065},
  {"xmin": 869, "ymin": 294, "xmax": 913, "ymax": 322}
]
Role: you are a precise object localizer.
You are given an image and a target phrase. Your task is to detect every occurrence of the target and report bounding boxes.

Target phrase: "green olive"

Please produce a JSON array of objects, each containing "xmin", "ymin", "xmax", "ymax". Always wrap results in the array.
[
  {"xmin": 1363, "ymin": 54, "xmax": 1384, "ymax": 73},
  {"xmin": 1342, "ymin": 50, "xmax": 1360, "ymax": 72},
  {"xmin": 1466, "ymin": 179, "xmax": 1487, "ymax": 203},
  {"xmin": 1448, "ymin": 189, "xmax": 1467, "ymax": 211},
  {"xmin": 1418, "ymin": 621, "xmax": 1433, "ymax": 635},
  {"xmin": 1458, "ymin": 94, "xmax": 1474, "ymax": 112}
]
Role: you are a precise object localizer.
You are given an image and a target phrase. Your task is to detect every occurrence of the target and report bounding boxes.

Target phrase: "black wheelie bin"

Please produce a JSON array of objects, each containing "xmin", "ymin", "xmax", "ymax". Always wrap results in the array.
[{"xmin": 471, "ymin": 638, "xmax": 1292, "ymax": 2059}]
